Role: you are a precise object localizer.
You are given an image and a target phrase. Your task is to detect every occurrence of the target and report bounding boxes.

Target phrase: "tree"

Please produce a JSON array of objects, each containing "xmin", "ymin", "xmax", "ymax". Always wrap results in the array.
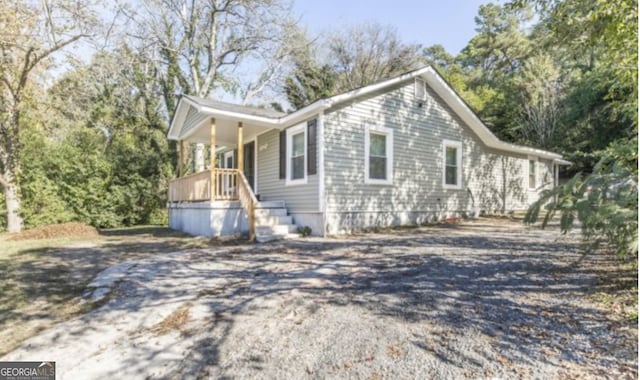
[
  {"xmin": 516, "ymin": 0, "xmax": 638, "ymax": 257},
  {"xmin": 422, "ymin": 44, "xmax": 455, "ymax": 68},
  {"xmin": 516, "ymin": 53, "xmax": 564, "ymax": 149},
  {"xmin": 140, "ymin": 0, "xmax": 298, "ymax": 101},
  {"xmin": 459, "ymin": 4, "xmax": 533, "ymax": 79},
  {"xmin": 525, "ymin": 140, "xmax": 638, "ymax": 258},
  {"xmin": 456, "ymin": 4, "xmax": 535, "ymax": 142},
  {"xmin": 127, "ymin": 0, "xmax": 298, "ymax": 171},
  {"xmin": 508, "ymin": 0, "xmax": 637, "ymax": 136},
  {"xmin": 326, "ymin": 22, "xmax": 423, "ymax": 92},
  {"xmin": 421, "ymin": 44, "xmax": 499, "ymax": 122},
  {"xmin": 16, "ymin": 46, "xmax": 173, "ymax": 229},
  {"xmin": 0, "ymin": 1, "xmax": 96, "ymax": 232},
  {"xmin": 283, "ymin": 37, "xmax": 339, "ymax": 111},
  {"xmin": 282, "ymin": 22, "xmax": 422, "ymax": 109},
  {"xmin": 284, "ymin": 62, "xmax": 337, "ymax": 110}
]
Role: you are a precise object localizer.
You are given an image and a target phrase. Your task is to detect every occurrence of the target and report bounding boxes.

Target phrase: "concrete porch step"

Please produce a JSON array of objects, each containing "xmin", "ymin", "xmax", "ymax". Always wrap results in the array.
[
  {"xmin": 255, "ymin": 231, "xmax": 301, "ymax": 243},
  {"xmin": 256, "ymin": 224, "xmax": 297, "ymax": 235},
  {"xmin": 252, "ymin": 199, "xmax": 297, "ymax": 243},
  {"xmin": 254, "ymin": 208, "xmax": 287, "ymax": 218},
  {"xmin": 255, "ymin": 200, "xmax": 285, "ymax": 209},
  {"xmin": 255, "ymin": 215, "xmax": 293, "ymax": 225}
]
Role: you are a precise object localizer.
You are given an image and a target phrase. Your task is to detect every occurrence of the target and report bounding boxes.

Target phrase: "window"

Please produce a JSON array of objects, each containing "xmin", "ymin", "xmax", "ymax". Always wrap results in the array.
[
  {"xmin": 365, "ymin": 126, "xmax": 393, "ymax": 184},
  {"xmin": 442, "ymin": 140, "xmax": 462, "ymax": 189},
  {"xmin": 528, "ymin": 157, "xmax": 537, "ymax": 190},
  {"xmin": 291, "ymin": 132, "xmax": 305, "ymax": 179},
  {"xmin": 286, "ymin": 123, "xmax": 307, "ymax": 185},
  {"xmin": 369, "ymin": 134, "xmax": 387, "ymax": 179}
]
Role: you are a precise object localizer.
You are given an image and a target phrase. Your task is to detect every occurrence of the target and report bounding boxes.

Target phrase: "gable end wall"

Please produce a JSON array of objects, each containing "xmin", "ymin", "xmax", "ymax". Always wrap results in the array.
[{"xmin": 322, "ymin": 79, "xmax": 553, "ymax": 234}]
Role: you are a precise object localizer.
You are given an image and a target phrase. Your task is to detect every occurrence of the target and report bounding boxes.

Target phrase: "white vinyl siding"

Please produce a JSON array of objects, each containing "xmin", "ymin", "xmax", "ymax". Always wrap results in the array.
[
  {"xmin": 256, "ymin": 128, "xmax": 319, "ymax": 213},
  {"xmin": 323, "ymin": 79, "xmax": 555, "ymax": 219},
  {"xmin": 181, "ymin": 105, "xmax": 209, "ymax": 136}
]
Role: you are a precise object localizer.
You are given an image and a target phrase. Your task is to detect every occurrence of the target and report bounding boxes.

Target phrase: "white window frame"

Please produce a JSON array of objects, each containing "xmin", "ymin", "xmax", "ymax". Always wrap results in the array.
[
  {"xmin": 442, "ymin": 139, "xmax": 463, "ymax": 190},
  {"xmin": 285, "ymin": 122, "xmax": 307, "ymax": 186},
  {"xmin": 527, "ymin": 155, "xmax": 538, "ymax": 190},
  {"xmin": 364, "ymin": 126, "xmax": 394, "ymax": 185}
]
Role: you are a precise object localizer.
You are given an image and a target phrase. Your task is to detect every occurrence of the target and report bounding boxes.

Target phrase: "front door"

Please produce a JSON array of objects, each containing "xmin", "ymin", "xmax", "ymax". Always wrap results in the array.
[{"xmin": 243, "ymin": 141, "xmax": 256, "ymax": 191}]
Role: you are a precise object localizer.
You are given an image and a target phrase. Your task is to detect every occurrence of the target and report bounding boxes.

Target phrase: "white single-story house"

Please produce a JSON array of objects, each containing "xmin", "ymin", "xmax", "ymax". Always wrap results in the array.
[{"xmin": 167, "ymin": 66, "xmax": 570, "ymax": 241}]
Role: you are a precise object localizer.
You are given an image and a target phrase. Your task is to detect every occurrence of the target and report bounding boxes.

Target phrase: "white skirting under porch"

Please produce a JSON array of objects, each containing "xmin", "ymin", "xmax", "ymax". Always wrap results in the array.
[{"xmin": 168, "ymin": 201, "xmax": 249, "ymax": 238}]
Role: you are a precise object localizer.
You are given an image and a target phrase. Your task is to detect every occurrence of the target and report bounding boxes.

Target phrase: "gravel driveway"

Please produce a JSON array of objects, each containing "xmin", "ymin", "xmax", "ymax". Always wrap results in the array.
[{"xmin": 3, "ymin": 218, "xmax": 637, "ymax": 379}]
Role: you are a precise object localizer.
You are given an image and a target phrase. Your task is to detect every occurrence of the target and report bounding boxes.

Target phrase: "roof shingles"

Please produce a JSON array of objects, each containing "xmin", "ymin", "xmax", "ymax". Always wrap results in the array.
[{"xmin": 184, "ymin": 95, "xmax": 286, "ymax": 119}]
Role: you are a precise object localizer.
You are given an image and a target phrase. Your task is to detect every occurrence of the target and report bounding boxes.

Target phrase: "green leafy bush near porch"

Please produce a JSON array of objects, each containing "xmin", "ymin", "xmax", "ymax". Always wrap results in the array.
[{"xmin": 297, "ymin": 226, "xmax": 312, "ymax": 237}]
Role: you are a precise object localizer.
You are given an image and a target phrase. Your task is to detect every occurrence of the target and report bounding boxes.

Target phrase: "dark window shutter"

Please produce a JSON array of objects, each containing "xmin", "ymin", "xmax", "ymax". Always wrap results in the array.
[
  {"xmin": 307, "ymin": 119, "xmax": 317, "ymax": 175},
  {"xmin": 233, "ymin": 149, "xmax": 238, "ymax": 169},
  {"xmin": 279, "ymin": 130, "xmax": 286, "ymax": 179}
]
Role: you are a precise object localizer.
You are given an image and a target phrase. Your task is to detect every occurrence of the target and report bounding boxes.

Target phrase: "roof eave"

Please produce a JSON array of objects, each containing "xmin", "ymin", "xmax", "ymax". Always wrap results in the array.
[
  {"xmin": 169, "ymin": 65, "xmax": 568, "ymax": 163},
  {"xmin": 168, "ymin": 97, "xmax": 332, "ymax": 141},
  {"xmin": 421, "ymin": 67, "xmax": 565, "ymax": 160},
  {"xmin": 167, "ymin": 96, "xmax": 199, "ymax": 140},
  {"xmin": 553, "ymin": 158, "xmax": 572, "ymax": 166}
]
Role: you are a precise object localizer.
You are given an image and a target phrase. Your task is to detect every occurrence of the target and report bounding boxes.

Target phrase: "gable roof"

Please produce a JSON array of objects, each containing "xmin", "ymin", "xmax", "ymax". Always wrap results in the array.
[
  {"xmin": 182, "ymin": 95, "xmax": 287, "ymax": 118},
  {"xmin": 168, "ymin": 66, "xmax": 569, "ymax": 164}
]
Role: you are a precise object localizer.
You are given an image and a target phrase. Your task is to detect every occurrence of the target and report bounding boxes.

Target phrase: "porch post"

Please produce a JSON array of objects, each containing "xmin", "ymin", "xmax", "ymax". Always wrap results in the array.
[
  {"xmin": 237, "ymin": 121, "xmax": 244, "ymax": 173},
  {"xmin": 178, "ymin": 140, "xmax": 185, "ymax": 177},
  {"xmin": 210, "ymin": 118, "xmax": 216, "ymax": 201}
]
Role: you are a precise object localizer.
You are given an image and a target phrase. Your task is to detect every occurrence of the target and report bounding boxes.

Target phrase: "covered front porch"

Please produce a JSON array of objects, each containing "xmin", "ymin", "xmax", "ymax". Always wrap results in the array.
[
  {"xmin": 168, "ymin": 115, "xmax": 259, "ymax": 200},
  {"xmin": 169, "ymin": 112, "xmax": 264, "ymax": 239},
  {"xmin": 166, "ymin": 95, "xmax": 300, "ymax": 241}
]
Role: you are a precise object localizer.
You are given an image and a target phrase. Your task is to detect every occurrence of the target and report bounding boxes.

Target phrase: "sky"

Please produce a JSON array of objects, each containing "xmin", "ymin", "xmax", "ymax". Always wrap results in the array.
[{"xmin": 292, "ymin": 0, "xmax": 494, "ymax": 55}]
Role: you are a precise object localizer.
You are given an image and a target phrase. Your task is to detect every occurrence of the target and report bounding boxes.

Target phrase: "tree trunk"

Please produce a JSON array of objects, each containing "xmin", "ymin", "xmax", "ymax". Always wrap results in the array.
[
  {"xmin": 1, "ymin": 102, "xmax": 24, "ymax": 233},
  {"xmin": 3, "ymin": 173, "xmax": 23, "ymax": 233}
]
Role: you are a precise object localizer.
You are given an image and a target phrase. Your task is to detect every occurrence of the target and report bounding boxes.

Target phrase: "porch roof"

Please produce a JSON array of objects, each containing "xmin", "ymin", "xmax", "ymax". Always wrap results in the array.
[{"xmin": 184, "ymin": 96, "xmax": 286, "ymax": 119}]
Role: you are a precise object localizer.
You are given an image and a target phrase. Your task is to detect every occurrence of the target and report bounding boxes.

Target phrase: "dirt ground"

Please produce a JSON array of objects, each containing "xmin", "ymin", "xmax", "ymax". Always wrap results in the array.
[
  {"xmin": 0, "ymin": 226, "xmax": 214, "ymax": 356},
  {"xmin": 1, "ymin": 218, "xmax": 637, "ymax": 379}
]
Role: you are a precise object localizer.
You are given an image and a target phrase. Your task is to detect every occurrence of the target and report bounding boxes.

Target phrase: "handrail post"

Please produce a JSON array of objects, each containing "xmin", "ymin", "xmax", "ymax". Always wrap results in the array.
[
  {"xmin": 210, "ymin": 118, "xmax": 216, "ymax": 201},
  {"xmin": 237, "ymin": 171, "xmax": 257, "ymax": 241},
  {"xmin": 248, "ymin": 197, "xmax": 255, "ymax": 241}
]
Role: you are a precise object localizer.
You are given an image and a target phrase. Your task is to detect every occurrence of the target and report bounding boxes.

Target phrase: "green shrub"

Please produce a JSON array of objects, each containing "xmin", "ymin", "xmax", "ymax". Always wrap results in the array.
[
  {"xmin": 525, "ymin": 149, "xmax": 637, "ymax": 258},
  {"xmin": 297, "ymin": 226, "xmax": 312, "ymax": 237}
]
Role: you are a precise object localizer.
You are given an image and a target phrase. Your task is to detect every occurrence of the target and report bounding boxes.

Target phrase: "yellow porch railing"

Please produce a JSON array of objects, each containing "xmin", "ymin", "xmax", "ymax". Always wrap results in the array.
[
  {"xmin": 168, "ymin": 169, "xmax": 242, "ymax": 202},
  {"xmin": 168, "ymin": 170, "xmax": 212, "ymax": 202}
]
